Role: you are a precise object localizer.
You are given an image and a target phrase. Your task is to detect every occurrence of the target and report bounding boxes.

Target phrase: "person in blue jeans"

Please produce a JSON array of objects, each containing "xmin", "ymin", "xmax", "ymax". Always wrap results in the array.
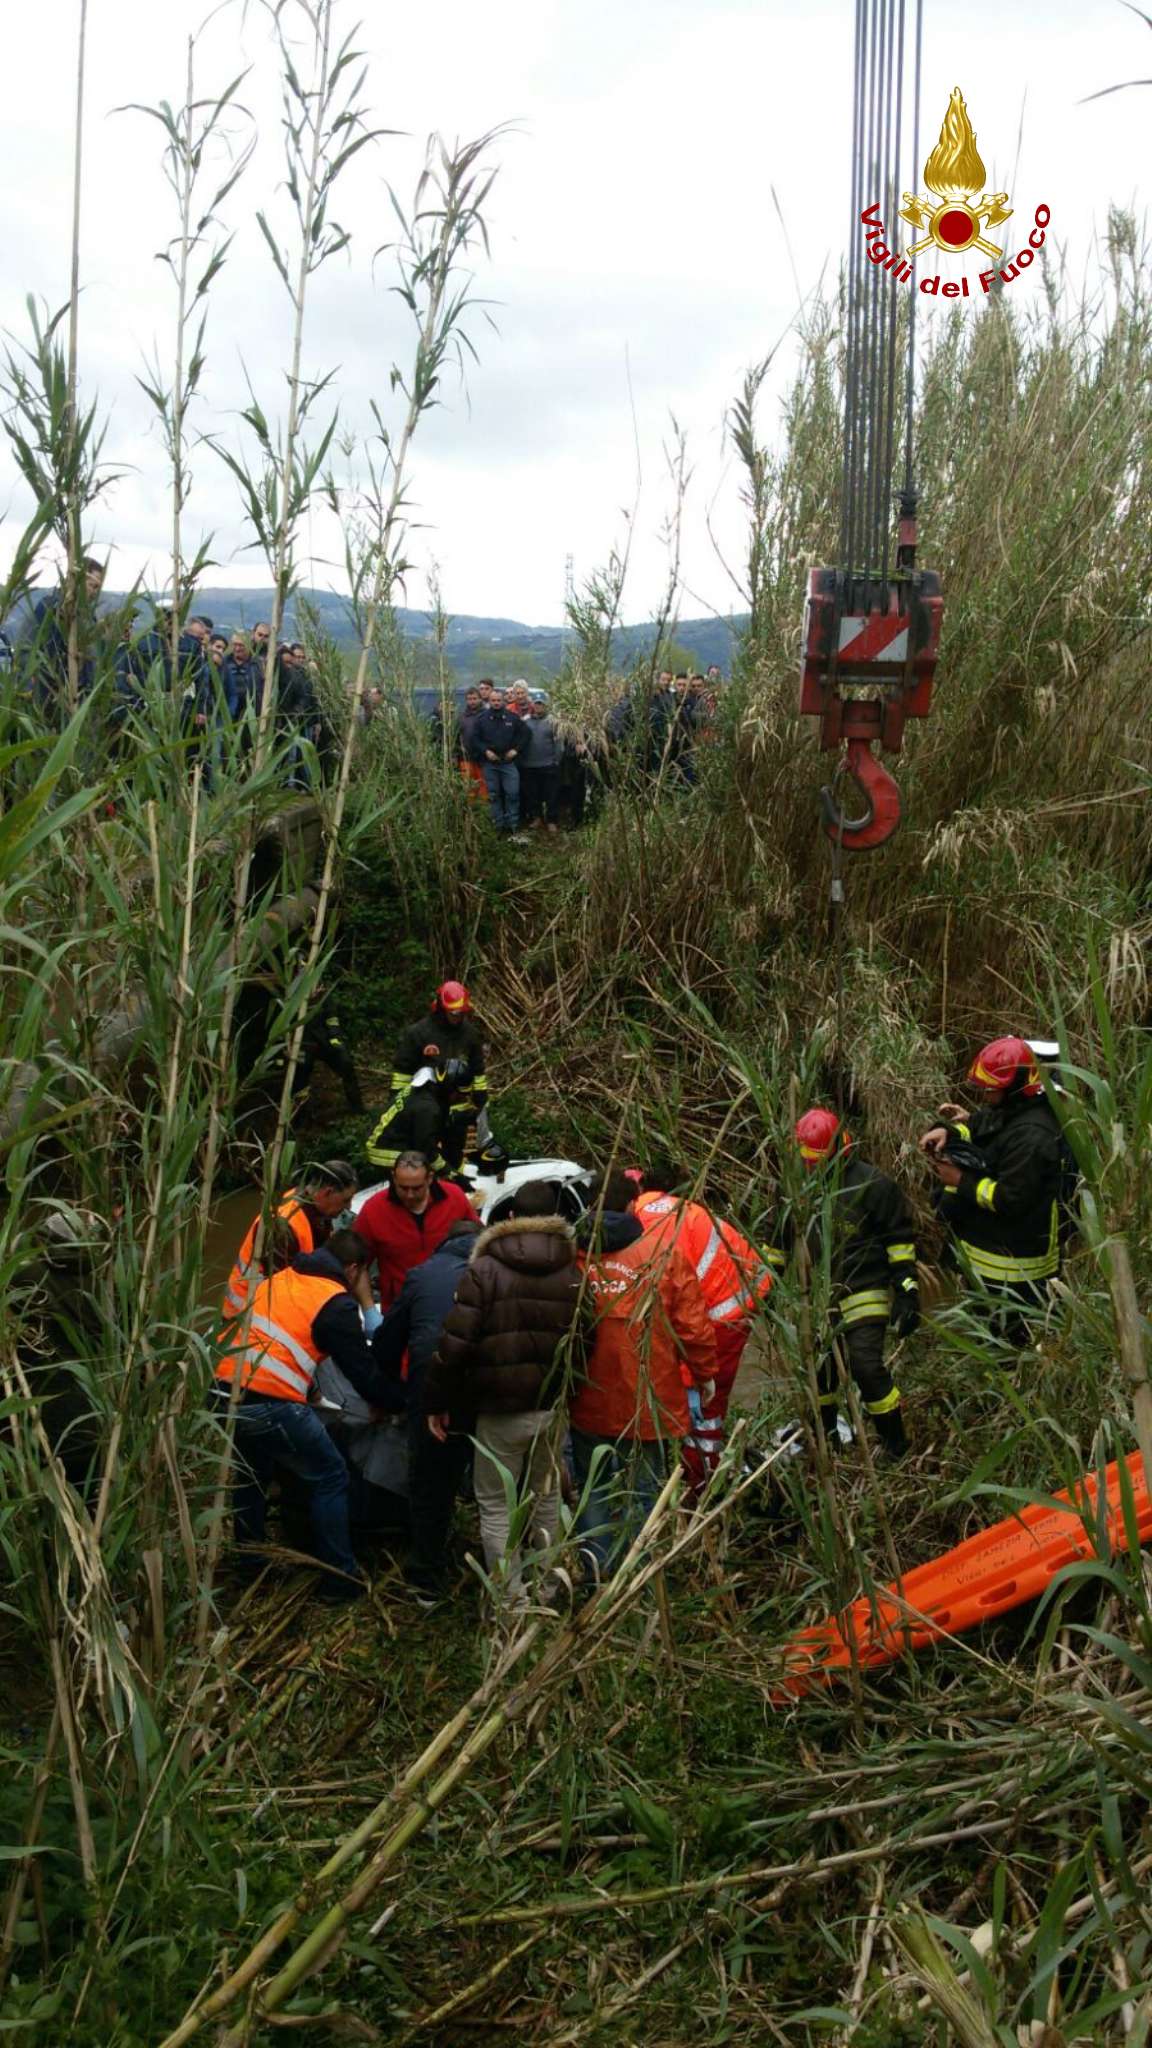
[
  {"xmin": 472, "ymin": 686, "xmax": 529, "ymax": 833},
  {"xmin": 213, "ymin": 1226, "xmax": 406, "ymax": 1599}
]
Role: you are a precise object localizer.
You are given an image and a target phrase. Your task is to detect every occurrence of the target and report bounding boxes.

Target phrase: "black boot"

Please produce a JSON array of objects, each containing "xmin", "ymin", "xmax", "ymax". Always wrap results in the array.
[{"xmin": 871, "ymin": 1406, "xmax": 908, "ymax": 1459}]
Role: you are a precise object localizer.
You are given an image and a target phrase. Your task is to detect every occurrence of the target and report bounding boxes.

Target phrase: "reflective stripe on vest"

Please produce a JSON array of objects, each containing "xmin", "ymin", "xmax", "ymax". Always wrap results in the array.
[
  {"xmin": 708, "ymin": 1292, "xmax": 745, "ymax": 1324},
  {"xmin": 221, "ymin": 1192, "xmax": 311, "ymax": 1321},
  {"xmin": 217, "ymin": 1270, "xmax": 344, "ymax": 1402}
]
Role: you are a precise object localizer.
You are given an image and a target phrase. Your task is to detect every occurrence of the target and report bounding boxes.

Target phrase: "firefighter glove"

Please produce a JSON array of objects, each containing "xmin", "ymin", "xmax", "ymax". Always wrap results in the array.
[{"xmin": 892, "ymin": 1275, "xmax": 920, "ymax": 1337}]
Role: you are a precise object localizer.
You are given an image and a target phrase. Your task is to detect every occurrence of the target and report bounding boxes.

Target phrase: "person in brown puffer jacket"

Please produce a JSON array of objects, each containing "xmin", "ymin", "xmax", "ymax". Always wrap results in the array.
[{"xmin": 426, "ymin": 1180, "xmax": 589, "ymax": 1600}]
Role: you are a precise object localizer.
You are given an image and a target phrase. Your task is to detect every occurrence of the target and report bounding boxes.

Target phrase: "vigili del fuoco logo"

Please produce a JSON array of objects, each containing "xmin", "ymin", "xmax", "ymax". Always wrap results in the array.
[{"xmin": 860, "ymin": 88, "xmax": 1051, "ymax": 298}]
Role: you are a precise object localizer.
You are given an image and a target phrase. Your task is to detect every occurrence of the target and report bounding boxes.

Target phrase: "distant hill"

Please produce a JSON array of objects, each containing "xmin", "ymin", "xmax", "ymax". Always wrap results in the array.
[{"xmin": 188, "ymin": 588, "xmax": 743, "ymax": 680}]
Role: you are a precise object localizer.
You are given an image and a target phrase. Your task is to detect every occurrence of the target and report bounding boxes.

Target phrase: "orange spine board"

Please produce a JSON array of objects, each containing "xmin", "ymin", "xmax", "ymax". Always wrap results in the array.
[{"xmin": 776, "ymin": 1452, "xmax": 1152, "ymax": 1697}]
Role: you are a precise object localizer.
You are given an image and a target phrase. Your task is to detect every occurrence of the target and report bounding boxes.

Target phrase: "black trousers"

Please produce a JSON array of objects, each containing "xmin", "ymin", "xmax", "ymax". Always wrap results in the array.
[
  {"xmin": 407, "ymin": 1411, "xmax": 474, "ymax": 1579},
  {"xmin": 975, "ymin": 1280, "xmax": 1051, "ymax": 1357},
  {"xmin": 521, "ymin": 764, "xmax": 560, "ymax": 823},
  {"xmin": 819, "ymin": 1318, "xmax": 906, "ymax": 1451}
]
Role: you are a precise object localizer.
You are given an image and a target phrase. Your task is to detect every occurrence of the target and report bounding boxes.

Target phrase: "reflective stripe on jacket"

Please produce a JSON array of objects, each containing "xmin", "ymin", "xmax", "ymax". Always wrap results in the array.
[
  {"xmin": 941, "ymin": 1096, "xmax": 1062, "ymax": 1285},
  {"xmin": 216, "ymin": 1267, "xmax": 345, "ymax": 1403},
  {"xmin": 633, "ymin": 1192, "xmax": 773, "ymax": 1325},
  {"xmin": 221, "ymin": 1191, "xmax": 314, "ymax": 1323}
]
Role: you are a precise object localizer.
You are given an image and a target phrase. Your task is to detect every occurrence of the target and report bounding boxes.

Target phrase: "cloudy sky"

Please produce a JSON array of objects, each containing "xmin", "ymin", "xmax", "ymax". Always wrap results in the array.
[{"xmin": 0, "ymin": 0, "xmax": 1147, "ymax": 627}]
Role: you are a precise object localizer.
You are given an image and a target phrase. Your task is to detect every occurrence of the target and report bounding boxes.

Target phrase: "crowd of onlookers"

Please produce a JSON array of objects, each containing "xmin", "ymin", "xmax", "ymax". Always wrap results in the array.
[
  {"xmin": 453, "ymin": 668, "xmax": 725, "ymax": 839},
  {"xmin": 1, "ymin": 561, "xmax": 727, "ymax": 812}
]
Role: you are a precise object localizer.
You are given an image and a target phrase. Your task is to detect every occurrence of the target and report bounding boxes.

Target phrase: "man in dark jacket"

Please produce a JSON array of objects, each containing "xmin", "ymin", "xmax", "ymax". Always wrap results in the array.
[
  {"xmin": 375, "ymin": 1216, "xmax": 482, "ymax": 1601},
  {"xmin": 427, "ymin": 1181, "xmax": 589, "ymax": 1601},
  {"xmin": 223, "ymin": 630, "xmax": 262, "ymax": 720},
  {"xmin": 473, "ymin": 686, "xmax": 529, "ymax": 833},
  {"xmin": 212, "ymin": 1227, "xmax": 405, "ymax": 1598},
  {"xmin": 784, "ymin": 1110, "xmax": 918, "ymax": 1456},
  {"xmin": 920, "ymin": 1034, "xmax": 1065, "ymax": 1352}
]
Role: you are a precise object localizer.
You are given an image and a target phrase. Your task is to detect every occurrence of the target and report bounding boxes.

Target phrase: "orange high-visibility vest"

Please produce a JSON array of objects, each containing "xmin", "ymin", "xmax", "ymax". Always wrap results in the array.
[
  {"xmin": 633, "ymin": 1192, "xmax": 773, "ymax": 1326},
  {"xmin": 221, "ymin": 1191, "xmax": 314, "ymax": 1323},
  {"xmin": 216, "ymin": 1266, "xmax": 345, "ymax": 1403}
]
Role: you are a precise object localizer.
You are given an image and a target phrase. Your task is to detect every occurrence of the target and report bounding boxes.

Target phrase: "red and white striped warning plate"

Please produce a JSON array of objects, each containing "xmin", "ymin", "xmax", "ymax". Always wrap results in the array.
[{"xmin": 837, "ymin": 614, "xmax": 909, "ymax": 662}]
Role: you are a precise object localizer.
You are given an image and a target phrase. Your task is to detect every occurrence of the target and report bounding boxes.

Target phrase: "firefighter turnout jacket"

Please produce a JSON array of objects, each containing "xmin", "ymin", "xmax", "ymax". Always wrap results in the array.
[
  {"xmin": 776, "ymin": 1155, "xmax": 918, "ymax": 1327},
  {"xmin": 940, "ymin": 1095, "xmax": 1062, "ymax": 1286},
  {"xmin": 633, "ymin": 1191, "xmax": 774, "ymax": 1327},
  {"xmin": 366, "ymin": 1012, "xmax": 488, "ymax": 1171}
]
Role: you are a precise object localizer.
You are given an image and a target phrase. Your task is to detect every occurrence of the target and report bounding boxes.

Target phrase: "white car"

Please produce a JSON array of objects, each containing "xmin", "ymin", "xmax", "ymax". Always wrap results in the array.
[{"xmin": 350, "ymin": 1153, "xmax": 594, "ymax": 1228}]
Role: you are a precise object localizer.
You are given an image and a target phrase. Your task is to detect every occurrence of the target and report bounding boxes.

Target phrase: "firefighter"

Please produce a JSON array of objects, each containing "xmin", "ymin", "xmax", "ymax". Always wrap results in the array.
[
  {"xmin": 919, "ymin": 1036, "xmax": 1064, "ymax": 1351},
  {"xmin": 365, "ymin": 981, "xmax": 487, "ymax": 1175},
  {"xmin": 789, "ymin": 1110, "xmax": 918, "ymax": 1457},
  {"xmin": 220, "ymin": 1160, "xmax": 357, "ymax": 1325},
  {"xmin": 633, "ymin": 1160, "xmax": 774, "ymax": 1493},
  {"xmin": 293, "ymin": 1002, "xmax": 364, "ymax": 1114}
]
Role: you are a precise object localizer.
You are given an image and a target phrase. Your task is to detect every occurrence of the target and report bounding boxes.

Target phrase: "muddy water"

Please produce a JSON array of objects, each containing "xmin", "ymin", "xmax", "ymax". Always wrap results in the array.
[{"xmin": 202, "ymin": 1188, "xmax": 262, "ymax": 1306}]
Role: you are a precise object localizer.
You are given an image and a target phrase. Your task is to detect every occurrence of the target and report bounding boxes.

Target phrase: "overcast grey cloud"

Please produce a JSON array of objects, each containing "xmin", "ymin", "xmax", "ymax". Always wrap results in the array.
[{"xmin": 0, "ymin": 0, "xmax": 1147, "ymax": 625}]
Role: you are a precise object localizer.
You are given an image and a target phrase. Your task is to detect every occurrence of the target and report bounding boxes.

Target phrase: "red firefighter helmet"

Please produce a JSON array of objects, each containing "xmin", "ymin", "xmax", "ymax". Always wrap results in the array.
[
  {"xmin": 795, "ymin": 1108, "xmax": 852, "ymax": 1164},
  {"xmin": 966, "ymin": 1036, "xmax": 1042, "ymax": 1097},
  {"xmin": 433, "ymin": 980, "xmax": 470, "ymax": 1016}
]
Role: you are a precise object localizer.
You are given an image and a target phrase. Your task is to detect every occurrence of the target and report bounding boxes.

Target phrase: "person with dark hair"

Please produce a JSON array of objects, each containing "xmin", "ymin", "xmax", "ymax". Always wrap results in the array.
[
  {"xmin": 426, "ymin": 1181, "xmax": 589, "ymax": 1604},
  {"xmin": 374, "ymin": 1214, "xmax": 483, "ymax": 1602},
  {"xmin": 213, "ymin": 1226, "xmax": 404, "ymax": 1598},
  {"xmin": 355, "ymin": 1151, "xmax": 476, "ymax": 1307},
  {"xmin": 457, "ymin": 687, "xmax": 487, "ymax": 800},
  {"xmin": 221, "ymin": 1160, "xmax": 358, "ymax": 1324},
  {"xmin": 20, "ymin": 557, "xmax": 106, "ymax": 711}
]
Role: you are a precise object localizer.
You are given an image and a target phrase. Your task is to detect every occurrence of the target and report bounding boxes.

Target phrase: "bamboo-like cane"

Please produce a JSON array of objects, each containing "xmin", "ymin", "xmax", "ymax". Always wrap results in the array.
[
  {"xmin": 1105, "ymin": 1234, "xmax": 1152, "ymax": 1506},
  {"xmin": 162, "ymin": 1445, "xmax": 792, "ymax": 2045},
  {"xmin": 391, "ymin": 1930, "xmax": 544, "ymax": 2043}
]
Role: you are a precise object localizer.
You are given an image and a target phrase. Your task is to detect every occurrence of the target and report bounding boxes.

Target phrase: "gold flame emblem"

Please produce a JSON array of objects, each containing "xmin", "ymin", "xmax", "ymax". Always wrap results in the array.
[{"xmin": 900, "ymin": 88, "xmax": 1012, "ymax": 261}]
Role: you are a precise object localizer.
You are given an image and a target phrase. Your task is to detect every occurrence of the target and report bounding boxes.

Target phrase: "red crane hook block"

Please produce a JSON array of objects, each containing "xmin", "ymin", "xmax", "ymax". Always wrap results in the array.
[
  {"xmin": 819, "ymin": 735, "xmax": 903, "ymax": 851},
  {"xmin": 799, "ymin": 547, "xmax": 944, "ymax": 855}
]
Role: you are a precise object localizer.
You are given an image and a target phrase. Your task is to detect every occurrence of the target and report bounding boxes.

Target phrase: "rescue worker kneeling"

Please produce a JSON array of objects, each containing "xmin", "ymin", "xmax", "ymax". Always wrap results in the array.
[
  {"xmin": 791, "ymin": 1111, "xmax": 918, "ymax": 1457},
  {"xmin": 213, "ymin": 1225, "xmax": 406, "ymax": 1599}
]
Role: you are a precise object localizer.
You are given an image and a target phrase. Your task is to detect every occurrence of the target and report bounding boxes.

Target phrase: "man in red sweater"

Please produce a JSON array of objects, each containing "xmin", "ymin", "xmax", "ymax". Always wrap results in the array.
[{"xmin": 355, "ymin": 1150, "xmax": 476, "ymax": 1305}]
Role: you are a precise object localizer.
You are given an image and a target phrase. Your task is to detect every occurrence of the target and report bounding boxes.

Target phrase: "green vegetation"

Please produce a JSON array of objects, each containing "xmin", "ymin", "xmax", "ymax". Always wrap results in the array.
[{"xmin": 0, "ymin": 5, "xmax": 1151, "ymax": 2041}]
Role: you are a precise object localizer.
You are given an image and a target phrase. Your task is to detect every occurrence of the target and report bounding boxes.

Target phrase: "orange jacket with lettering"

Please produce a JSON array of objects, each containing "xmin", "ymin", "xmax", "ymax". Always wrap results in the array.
[{"xmin": 571, "ymin": 1230, "xmax": 715, "ymax": 1441}]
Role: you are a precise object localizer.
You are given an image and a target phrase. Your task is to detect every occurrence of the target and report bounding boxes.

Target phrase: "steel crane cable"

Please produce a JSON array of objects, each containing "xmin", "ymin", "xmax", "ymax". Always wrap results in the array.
[
  {"xmin": 839, "ymin": 0, "xmax": 923, "ymax": 608},
  {"xmin": 829, "ymin": 0, "xmax": 924, "ymax": 1112}
]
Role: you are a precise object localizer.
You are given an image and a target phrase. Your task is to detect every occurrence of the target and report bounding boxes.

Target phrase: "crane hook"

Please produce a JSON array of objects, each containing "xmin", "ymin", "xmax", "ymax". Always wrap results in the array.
[{"xmin": 819, "ymin": 736, "xmax": 902, "ymax": 852}]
